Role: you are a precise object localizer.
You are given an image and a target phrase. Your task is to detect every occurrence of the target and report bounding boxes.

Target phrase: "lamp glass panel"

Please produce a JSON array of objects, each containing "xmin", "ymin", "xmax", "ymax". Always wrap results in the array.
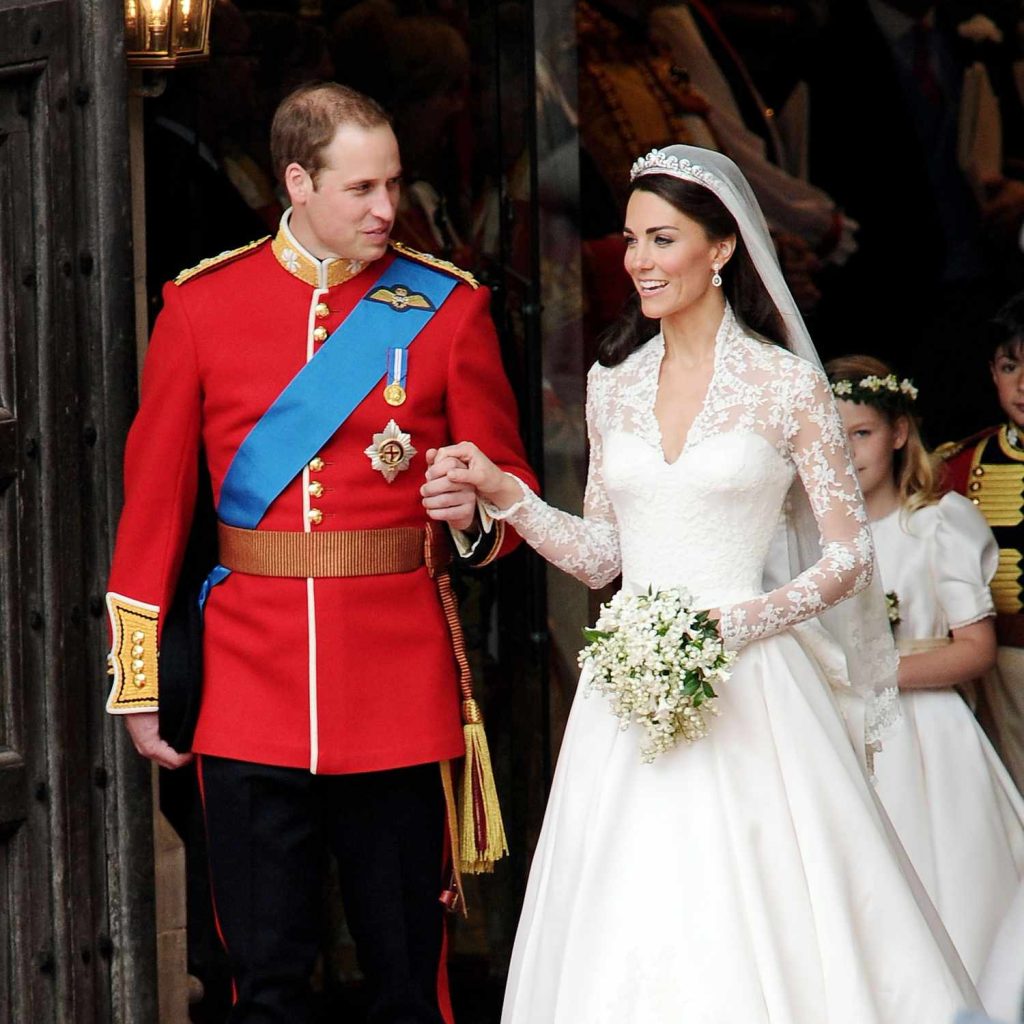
[{"xmin": 171, "ymin": 0, "xmax": 211, "ymax": 53}]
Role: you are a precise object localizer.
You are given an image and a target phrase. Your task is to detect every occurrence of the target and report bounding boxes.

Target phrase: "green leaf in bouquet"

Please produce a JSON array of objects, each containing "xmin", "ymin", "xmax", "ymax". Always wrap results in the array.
[
  {"xmin": 582, "ymin": 627, "xmax": 612, "ymax": 642},
  {"xmin": 702, "ymin": 682, "xmax": 717, "ymax": 699}
]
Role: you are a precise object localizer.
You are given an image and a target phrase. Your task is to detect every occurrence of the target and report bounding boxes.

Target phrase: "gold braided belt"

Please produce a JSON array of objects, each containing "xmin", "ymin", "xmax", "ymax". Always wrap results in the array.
[{"xmin": 217, "ymin": 522, "xmax": 452, "ymax": 578}]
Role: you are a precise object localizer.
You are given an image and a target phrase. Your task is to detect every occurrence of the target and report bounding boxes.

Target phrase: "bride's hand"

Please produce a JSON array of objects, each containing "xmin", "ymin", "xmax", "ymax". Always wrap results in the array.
[{"xmin": 432, "ymin": 441, "xmax": 524, "ymax": 510}]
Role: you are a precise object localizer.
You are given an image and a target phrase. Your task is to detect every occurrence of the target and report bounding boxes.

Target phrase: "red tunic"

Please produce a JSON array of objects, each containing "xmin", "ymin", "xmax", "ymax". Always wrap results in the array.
[
  {"xmin": 106, "ymin": 230, "xmax": 535, "ymax": 774},
  {"xmin": 938, "ymin": 424, "xmax": 1024, "ymax": 627}
]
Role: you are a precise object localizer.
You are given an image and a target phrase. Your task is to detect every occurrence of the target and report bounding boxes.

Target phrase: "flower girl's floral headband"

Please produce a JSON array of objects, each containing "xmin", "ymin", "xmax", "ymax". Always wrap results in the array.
[{"xmin": 829, "ymin": 374, "xmax": 918, "ymax": 412}]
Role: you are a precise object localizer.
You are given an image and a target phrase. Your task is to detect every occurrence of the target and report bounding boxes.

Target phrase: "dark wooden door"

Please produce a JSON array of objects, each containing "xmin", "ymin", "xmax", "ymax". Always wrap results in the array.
[
  {"xmin": 0, "ymin": 3, "xmax": 90, "ymax": 1020},
  {"xmin": 0, "ymin": 2, "xmax": 155, "ymax": 1020}
]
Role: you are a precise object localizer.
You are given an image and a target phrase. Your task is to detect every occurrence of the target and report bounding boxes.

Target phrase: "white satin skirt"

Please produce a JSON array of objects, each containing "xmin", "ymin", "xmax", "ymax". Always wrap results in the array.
[{"xmin": 502, "ymin": 631, "xmax": 979, "ymax": 1023}]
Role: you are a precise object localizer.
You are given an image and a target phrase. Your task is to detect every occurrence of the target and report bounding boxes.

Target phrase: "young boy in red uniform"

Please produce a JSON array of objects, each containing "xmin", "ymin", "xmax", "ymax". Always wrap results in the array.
[
  {"xmin": 105, "ymin": 82, "xmax": 535, "ymax": 1023},
  {"xmin": 940, "ymin": 292, "xmax": 1024, "ymax": 794}
]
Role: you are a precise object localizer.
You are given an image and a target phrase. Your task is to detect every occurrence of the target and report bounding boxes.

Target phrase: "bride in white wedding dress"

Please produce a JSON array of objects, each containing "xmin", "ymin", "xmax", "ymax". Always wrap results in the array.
[{"xmin": 427, "ymin": 146, "xmax": 980, "ymax": 1022}]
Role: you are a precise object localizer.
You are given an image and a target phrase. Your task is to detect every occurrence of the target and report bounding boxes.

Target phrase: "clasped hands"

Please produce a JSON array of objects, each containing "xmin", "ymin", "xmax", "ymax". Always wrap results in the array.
[{"xmin": 422, "ymin": 442, "xmax": 520, "ymax": 528}]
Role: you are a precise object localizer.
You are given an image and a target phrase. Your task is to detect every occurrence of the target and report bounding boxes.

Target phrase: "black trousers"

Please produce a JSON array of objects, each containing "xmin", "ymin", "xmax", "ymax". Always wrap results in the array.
[{"xmin": 197, "ymin": 755, "xmax": 450, "ymax": 1024}]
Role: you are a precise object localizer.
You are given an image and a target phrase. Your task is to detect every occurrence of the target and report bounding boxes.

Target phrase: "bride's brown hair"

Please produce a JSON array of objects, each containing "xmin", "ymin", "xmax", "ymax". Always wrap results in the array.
[
  {"xmin": 825, "ymin": 354, "xmax": 943, "ymax": 516},
  {"xmin": 597, "ymin": 174, "xmax": 786, "ymax": 367}
]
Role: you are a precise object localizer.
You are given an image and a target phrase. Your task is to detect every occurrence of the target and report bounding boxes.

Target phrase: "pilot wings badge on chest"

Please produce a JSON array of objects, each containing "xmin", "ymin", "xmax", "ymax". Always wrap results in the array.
[
  {"xmin": 367, "ymin": 284, "xmax": 435, "ymax": 313},
  {"xmin": 365, "ymin": 419, "xmax": 417, "ymax": 482}
]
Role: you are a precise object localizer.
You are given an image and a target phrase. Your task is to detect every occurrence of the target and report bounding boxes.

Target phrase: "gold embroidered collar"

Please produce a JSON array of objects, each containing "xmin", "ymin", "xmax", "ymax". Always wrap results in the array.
[
  {"xmin": 272, "ymin": 210, "xmax": 366, "ymax": 289},
  {"xmin": 1001, "ymin": 423, "xmax": 1024, "ymax": 461}
]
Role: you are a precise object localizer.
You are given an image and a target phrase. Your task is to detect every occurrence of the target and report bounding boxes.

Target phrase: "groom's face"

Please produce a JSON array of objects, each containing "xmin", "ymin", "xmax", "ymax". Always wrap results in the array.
[{"xmin": 284, "ymin": 122, "xmax": 402, "ymax": 264}]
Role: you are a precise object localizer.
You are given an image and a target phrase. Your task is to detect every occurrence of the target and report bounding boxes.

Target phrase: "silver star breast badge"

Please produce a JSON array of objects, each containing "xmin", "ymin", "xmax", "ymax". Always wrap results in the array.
[{"xmin": 364, "ymin": 419, "xmax": 417, "ymax": 483}]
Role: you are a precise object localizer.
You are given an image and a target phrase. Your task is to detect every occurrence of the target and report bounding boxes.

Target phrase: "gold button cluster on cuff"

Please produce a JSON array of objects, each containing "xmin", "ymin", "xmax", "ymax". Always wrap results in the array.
[
  {"xmin": 309, "ymin": 456, "xmax": 325, "ymax": 472},
  {"xmin": 107, "ymin": 595, "xmax": 160, "ymax": 710},
  {"xmin": 308, "ymin": 508, "xmax": 324, "ymax": 525},
  {"xmin": 308, "ymin": 481, "xmax": 324, "ymax": 498},
  {"xmin": 315, "ymin": 302, "xmax": 330, "ymax": 318},
  {"xmin": 312, "ymin": 326, "xmax": 328, "ymax": 343},
  {"xmin": 130, "ymin": 633, "xmax": 148, "ymax": 686}
]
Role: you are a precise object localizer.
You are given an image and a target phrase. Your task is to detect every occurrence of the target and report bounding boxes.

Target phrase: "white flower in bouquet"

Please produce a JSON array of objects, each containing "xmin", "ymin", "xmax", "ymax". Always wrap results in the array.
[
  {"xmin": 885, "ymin": 590, "xmax": 900, "ymax": 629},
  {"xmin": 577, "ymin": 587, "xmax": 736, "ymax": 763}
]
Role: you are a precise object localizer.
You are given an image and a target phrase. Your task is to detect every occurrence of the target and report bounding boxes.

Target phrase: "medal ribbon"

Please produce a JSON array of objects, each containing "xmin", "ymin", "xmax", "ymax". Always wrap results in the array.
[{"xmin": 386, "ymin": 346, "xmax": 409, "ymax": 394}]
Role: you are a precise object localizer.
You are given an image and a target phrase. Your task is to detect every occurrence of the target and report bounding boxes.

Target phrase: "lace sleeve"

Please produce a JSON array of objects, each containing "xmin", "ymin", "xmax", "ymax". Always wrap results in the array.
[
  {"xmin": 717, "ymin": 365, "xmax": 873, "ymax": 649},
  {"xmin": 485, "ymin": 366, "xmax": 622, "ymax": 588}
]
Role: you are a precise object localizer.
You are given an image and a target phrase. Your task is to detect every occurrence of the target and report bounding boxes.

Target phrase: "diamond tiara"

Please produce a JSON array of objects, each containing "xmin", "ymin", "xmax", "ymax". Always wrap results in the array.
[{"xmin": 629, "ymin": 149, "xmax": 723, "ymax": 190}]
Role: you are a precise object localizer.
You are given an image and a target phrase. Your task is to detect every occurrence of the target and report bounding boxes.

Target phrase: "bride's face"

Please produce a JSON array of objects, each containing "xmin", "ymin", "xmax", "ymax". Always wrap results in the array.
[
  {"xmin": 835, "ymin": 399, "xmax": 907, "ymax": 503},
  {"xmin": 623, "ymin": 191, "xmax": 728, "ymax": 320}
]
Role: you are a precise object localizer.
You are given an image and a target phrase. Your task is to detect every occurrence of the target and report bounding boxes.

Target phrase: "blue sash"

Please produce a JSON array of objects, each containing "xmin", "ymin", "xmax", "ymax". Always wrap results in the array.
[{"xmin": 200, "ymin": 255, "xmax": 459, "ymax": 603}]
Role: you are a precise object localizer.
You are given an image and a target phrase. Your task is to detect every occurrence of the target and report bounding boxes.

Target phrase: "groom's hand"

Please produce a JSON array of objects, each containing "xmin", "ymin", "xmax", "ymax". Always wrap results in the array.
[
  {"xmin": 421, "ymin": 449, "xmax": 478, "ymax": 531},
  {"xmin": 124, "ymin": 712, "xmax": 193, "ymax": 770}
]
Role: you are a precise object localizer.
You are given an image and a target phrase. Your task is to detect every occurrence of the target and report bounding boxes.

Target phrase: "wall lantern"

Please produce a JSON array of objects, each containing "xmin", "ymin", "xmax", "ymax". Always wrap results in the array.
[{"xmin": 124, "ymin": 0, "xmax": 213, "ymax": 68}]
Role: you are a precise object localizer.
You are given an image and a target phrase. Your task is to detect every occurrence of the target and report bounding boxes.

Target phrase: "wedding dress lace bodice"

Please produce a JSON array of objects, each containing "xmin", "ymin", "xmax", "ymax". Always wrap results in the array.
[{"xmin": 491, "ymin": 306, "xmax": 874, "ymax": 651}]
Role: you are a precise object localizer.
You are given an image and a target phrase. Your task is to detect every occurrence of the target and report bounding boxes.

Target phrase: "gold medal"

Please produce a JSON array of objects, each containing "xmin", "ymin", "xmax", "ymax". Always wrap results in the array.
[
  {"xmin": 364, "ymin": 420, "xmax": 417, "ymax": 483},
  {"xmin": 383, "ymin": 382, "xmax": 407, "ymax": 406}
]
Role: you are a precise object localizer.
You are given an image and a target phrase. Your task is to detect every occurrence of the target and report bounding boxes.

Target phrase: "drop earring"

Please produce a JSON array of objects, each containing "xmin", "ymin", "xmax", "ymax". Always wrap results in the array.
[{"xmin": 711, "ymin": 263, "xmax": 722, "ymax": 288}]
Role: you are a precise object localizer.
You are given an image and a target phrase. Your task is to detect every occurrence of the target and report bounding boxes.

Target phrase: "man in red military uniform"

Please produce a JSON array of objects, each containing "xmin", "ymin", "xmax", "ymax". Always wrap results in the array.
[
  {"xmin": 939, "ymin": 291, "xmax": 1024, "ymax": 794},
  {"xmin": 105, "ymin": 82, "xmax": 535, "ymax": 1023}
]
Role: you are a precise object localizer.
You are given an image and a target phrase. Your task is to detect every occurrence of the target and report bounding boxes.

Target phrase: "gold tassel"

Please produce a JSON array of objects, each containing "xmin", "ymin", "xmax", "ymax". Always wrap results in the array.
[
  {"xmin": 432, "ymin": 558, "xmax": 510, "ymax": 879},
  {"xmin": 459, "ymin": 700, "xmax": 509, "ymax": 875}
]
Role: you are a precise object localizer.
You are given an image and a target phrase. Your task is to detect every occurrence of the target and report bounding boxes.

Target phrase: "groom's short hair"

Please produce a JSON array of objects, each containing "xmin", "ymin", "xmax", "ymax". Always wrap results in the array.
[{"xmin": 270, "ymin": 82, "xmax": 391, "ymax": 186}]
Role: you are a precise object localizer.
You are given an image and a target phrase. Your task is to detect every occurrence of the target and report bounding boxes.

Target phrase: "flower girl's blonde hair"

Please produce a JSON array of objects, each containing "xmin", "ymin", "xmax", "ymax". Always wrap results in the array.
[{"xmin": 825, "ymin": 354, "xmax": 943, "ymax": 515}]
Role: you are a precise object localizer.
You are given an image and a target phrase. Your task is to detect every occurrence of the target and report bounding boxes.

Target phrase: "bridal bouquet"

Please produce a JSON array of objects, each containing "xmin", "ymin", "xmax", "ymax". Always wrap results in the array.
[{"xmin": 578, "ymin": 587, "xmax": 735, "ymax": 763}]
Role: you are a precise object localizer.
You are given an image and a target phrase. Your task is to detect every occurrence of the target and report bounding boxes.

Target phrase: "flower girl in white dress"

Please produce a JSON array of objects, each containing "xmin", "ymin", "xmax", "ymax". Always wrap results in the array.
[
  {"xmin": 425, "ymin": 146, "xmax": 979, "ymax": 1022},
  {"xmin": 830, "ymin": 354, "xmax": 1024, "ymax": 1020}
]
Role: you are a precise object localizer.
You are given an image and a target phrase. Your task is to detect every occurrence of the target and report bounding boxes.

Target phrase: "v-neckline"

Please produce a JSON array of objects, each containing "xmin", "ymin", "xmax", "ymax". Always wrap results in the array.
[{"xmin": 650, "ymin": 306, "xmax": 731, "ymax": 467}]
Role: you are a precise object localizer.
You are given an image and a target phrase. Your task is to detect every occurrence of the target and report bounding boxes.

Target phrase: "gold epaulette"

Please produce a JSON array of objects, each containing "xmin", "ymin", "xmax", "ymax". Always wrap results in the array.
[
  {"xmin": 934, "ymin": 439, "xmax": 967, "ymax": 461},
  {"xmin": 934, "ymin": 426, "xmax": 999, "ymax": 462},
  {"xmin": 174, "ymin": 236, "xmax": 271, "ymax": 286},
  {"xmin": 389, "ymin": 240, "xmax": 479, "ymax": 289}
]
